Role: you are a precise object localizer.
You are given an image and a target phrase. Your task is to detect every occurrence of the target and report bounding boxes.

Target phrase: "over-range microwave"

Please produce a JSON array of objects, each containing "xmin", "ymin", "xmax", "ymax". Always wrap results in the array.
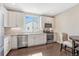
[{"xmin": 45, "ymin": 23, "xmax": 52, "ymax": 28}]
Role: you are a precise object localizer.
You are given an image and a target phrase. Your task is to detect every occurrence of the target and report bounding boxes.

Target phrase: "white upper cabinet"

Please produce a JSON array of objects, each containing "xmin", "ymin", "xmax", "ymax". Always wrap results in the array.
[
  {"xmin": 0, "ymin": 11, "xmax": 4, "ymax": 27},
  {"xmin": 4, "ymin": 12, "xmax": 8, "ymax": 27},
  {"xmin": 16, "ymin": 12, "xmax": 24, "ymax": 28},
  {"xmin": 8, "ymin": 11, "xmax": 24, "ymax": 27},
  {"xmin": 0, "ymin": 6, "xmax": 8, "ymax": 27},
  {"xmin": 41, "ymin": 16, "xmax": 55, "ymax": 30},
  {"xmin": 8, "ymin": 11, "xmax": 17, "ymax": 27}
]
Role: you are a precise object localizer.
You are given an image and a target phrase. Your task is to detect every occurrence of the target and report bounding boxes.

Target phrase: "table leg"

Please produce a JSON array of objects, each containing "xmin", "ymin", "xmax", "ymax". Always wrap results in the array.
[{"xmin": 72, "ymin": 40, "xmax": 75, "ymax": 56}]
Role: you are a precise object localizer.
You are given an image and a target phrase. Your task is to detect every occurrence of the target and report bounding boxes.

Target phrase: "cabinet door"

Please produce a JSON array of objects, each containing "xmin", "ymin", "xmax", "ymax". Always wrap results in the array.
[
  {"xmin": 34, "ymin": 34, "xmax": 46, "ymax": 45},
  {"xmin": 4, "ymin": 38, "xmax": 8, "ymax": 56},
  {"xmin": 22, "ymin": 36, "xmax": 28, "ymax": 46},
  {"xmin": 0, "ymin": 6, "xmax": 8, "ymax": 27},
  {"xmin": 11, "ymin": 36, "xmax": 17, "ymax": 49},
  {"xmin": 28, "ymin": 35, "xmax": 35, "ymax": 46},
  {"xmin": 4, "ymin": 12, "xmax": 8, "ymax": 27},
  {"xmin": 0, "ymin": 35, "xmax": 4, "ymax": 56},
  {"xmin": 41, "ymin": 34, "xmax": 47, "ymax": 44},
  {"xmin": 4, "ymin": 36, "xmax": 11, "ymax": 56},
  {"xmin": 8, "ymin": 11, "xmax": 17, "ymax": 27},
  {"xmin": 16, "ymin": 12, "xmax": 24, "ymax": 28},
  {"xmin": 0, "ymin": 47, "xmax": 4, "ymax": 56},
  {"xmin": 33, "ymin": 35, "xmax": 40, "ymax": 45},
  {"xmin": 9, "ymin": 36, "xmax": 11, "ymax": 50},
  {"xmin": 43, "ymin": 17, "xmax": 53, "ymax": 23},
  {"xmin": 0, "ymin": 12, "xmax": 4, "ymax": 27}
]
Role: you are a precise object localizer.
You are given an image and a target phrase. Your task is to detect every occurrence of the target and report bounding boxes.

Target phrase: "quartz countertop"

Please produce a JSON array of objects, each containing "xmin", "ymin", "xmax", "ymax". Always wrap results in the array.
[
  {"xmin": 4, "ymin": 28, "xmax": 46, "ymax": 35},
  {"xmin": 5, "ymin": 32, "xmax": 46, "ymax": 36}
]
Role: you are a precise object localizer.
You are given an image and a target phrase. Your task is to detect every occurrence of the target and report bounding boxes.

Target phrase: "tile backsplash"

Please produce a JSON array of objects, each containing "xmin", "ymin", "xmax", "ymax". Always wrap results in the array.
[{"xmin": 4, "ymin": 27, "xmax": 23, "ymax": 35}]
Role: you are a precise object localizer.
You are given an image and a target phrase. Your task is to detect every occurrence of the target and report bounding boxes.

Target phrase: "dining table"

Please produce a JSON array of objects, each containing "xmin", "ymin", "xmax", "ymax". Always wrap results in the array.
[{"xmin": 70, "ymin": 36, "xmax": 79, "ymax": 56}]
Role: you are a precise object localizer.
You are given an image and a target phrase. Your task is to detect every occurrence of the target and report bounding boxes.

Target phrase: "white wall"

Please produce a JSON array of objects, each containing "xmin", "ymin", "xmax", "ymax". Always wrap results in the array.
[{"xmin": 55, "ymin": 4, "xmax": 79, "ymax": 35}]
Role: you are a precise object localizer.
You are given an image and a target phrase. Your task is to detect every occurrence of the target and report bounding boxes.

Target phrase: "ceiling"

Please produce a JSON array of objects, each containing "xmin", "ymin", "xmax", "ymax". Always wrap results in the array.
[{"xmin": 4, "ymin": 3, "xmax": 78, "ymax": 16}]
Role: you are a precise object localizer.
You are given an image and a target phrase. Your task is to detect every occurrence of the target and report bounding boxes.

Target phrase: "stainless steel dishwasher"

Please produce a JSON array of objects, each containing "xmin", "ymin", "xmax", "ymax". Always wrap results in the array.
[{"xmin": 17, "ymin": 35, "xmax": 28, "ymax": 49}]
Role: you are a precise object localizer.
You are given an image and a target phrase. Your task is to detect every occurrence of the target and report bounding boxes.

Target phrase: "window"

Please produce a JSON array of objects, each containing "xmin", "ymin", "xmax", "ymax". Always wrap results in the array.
[{"xmin": 24, "ymin": 15, "xmax": 41, "ymax": 33}]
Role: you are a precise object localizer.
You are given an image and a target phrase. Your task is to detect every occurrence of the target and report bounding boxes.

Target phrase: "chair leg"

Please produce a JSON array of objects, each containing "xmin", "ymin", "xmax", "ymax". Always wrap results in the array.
[
  {"xmin": 64, "ymin": 45, "xmax": 66, "ymax": 50},
  {"xmin": 77, "ymin": 51, "xmax": 79, "ymax": 56},
  {"xmin": 60, "ymin": 44, "xmax": 63, "ymax": 51},
  {"xmin": 64, "ymin": 45, "xmax": 67, "ymax": 55}
]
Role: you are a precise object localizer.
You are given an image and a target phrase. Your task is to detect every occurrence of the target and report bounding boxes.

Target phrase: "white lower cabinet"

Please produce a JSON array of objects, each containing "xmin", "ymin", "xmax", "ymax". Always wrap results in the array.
[
  {"xmin": 4, "ymin": 34, "xmax": 46, "ymax": 55},
  {"xmin": 28, "ymin": 34, "xmax": 46, "ymax": 47},
  {"xmin": 8, "ymin": 11, "xmax": 24, "ymax": 27},
  {"xmin": 4, "ymin": 36, "xmax": 11, "ymax": 56},
  {"xmin": 28, "ymin": 35, "xmax": 35, "ymax": 46},
  {"xmin": 4, "ymin": 35, "xmax": 17, "ymax": 56},
  {"xmin": 11, "ymin": 36, "xmax": 17, "ymax": 49}
]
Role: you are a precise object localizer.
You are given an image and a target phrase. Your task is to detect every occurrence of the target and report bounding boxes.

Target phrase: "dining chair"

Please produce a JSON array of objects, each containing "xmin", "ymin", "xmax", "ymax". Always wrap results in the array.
[{"xmin": 60, "ymin": 33, "xmax": 77, "ymax": 55}]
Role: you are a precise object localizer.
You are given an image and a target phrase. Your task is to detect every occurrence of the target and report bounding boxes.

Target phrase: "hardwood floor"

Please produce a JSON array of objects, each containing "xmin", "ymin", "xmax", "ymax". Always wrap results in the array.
[{"xmin": 7, "ymin": 42, "xmax": 72, "ymax": 56}]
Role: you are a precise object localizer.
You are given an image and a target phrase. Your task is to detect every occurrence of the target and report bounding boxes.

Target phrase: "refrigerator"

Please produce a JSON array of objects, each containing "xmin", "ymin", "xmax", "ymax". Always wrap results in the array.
[{"xmin": 0, "ymin": 11, "xmax": 4, "ymax": 56}]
